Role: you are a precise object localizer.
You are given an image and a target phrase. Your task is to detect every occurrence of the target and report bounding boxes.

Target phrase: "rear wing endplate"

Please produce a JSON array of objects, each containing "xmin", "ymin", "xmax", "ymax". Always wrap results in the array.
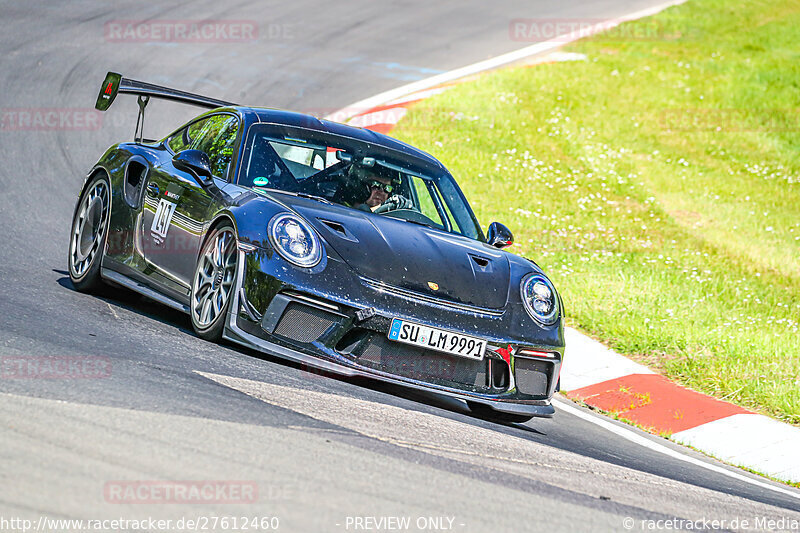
[
  {"xmin": 95, "ymin": 71, "xmax": 237, "ymax": 142},
  {"xmin": 95, "ymin": 71, "xmax": 235, "ymax": 111}
]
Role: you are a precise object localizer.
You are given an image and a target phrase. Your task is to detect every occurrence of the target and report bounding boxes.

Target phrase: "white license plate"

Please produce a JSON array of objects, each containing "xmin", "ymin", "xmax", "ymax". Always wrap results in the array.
[{"xmin": 387, "ymin": 318, "xmax": 486, "ymax": 360}]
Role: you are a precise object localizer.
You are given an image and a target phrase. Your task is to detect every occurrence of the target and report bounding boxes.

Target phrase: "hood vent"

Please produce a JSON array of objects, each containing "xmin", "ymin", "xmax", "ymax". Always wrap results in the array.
[
  {"xmin": 319, "ymin": 219, "xmax": 345, "ymax": 234},
  {"xmin": 317, "ymin": 218, "xmax": 358, "ymax": 242}
]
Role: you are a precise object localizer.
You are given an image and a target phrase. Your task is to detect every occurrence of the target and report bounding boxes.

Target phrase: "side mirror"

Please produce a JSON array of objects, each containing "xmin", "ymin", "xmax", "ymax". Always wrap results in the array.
[
  {"xmin": 487, "ymin": 222, "xmax": 514, "ymax": 248},
  {"xmin": 173, "ymin": 149, "xmax": 213, "ymax": 186}
]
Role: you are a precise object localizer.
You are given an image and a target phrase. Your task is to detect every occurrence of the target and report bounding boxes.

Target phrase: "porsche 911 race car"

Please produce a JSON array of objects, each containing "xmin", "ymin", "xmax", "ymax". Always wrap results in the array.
[{"xmin": 69, "ymin": 72, "xmax": 565, "ymax": 423}]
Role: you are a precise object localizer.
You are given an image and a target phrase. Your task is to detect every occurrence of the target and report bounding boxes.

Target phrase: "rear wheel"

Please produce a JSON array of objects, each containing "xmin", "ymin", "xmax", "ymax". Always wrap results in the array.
[
  {"xmin": 467, "ymin": 401, "xmax": 534, "ymax": 424},
  {"xmin": 68, "ymin": 175, "xmax": 110, "ymax": 292},
  {"xmin": 190, "ymin": 224, "xmax": 238, "ymax": 341}
]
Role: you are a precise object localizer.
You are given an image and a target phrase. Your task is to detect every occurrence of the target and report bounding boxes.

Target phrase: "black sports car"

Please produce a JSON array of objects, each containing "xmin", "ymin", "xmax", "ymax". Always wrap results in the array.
[{"xmin": 69, "ymin": 72, "xmax": 565, "ymax": 423}]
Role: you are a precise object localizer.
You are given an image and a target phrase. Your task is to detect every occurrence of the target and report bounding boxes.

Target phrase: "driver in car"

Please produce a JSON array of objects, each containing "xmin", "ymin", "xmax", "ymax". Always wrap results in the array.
[
  {"xmin": 347, "ymin": 166, "xmax": 412, "ymax": 212},
  {"xmin": 363, "ymin": 174, "xmax": 393, "ymax": 209}
]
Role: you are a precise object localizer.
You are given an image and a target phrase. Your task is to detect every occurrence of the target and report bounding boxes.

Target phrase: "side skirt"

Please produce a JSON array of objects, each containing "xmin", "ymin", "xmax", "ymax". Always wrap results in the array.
[{"xmin": 101, "ymin": 267, "xmax": 190, "ymax": 314}]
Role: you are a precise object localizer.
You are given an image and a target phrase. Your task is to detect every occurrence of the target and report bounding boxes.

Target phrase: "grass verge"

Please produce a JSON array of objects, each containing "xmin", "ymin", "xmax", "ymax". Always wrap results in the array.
[{"xmin": 392, "ymin": 0, "xmax": 800, "ymax": 424}]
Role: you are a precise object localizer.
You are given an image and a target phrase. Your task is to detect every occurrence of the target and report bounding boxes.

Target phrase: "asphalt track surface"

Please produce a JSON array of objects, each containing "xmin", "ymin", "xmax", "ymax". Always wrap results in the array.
[{"xmin": 1, "ymin": 1, "xmax": 799, "ymax": 531}]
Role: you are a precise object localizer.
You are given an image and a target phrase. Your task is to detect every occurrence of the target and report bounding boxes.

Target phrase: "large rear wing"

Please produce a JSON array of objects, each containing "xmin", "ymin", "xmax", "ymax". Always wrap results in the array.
[
  {"xmin": 95, "ymin": 72, "xmax": 237, "ymax": 141},
  {"xmin": 95, "ymin": 71, "xmax": 235, "ymax": 111}
]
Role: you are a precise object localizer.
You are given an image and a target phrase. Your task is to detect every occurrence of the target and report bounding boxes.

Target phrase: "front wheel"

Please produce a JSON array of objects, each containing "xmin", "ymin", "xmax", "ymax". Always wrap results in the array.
[
  {"xmin": 68, "ymin": 175, "xmax": 111, "ymax": 292},
  {"xmin": 467, "ymin": 401, "xmax": 534, "ymax": 424},
  {"xmin": 190, "ymin": 224, "xmax": 238, "ymax": 340}
]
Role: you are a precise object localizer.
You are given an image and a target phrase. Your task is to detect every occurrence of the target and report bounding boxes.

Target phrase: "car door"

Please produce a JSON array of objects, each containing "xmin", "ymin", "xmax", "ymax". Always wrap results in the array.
[{"xmin": 140, "ymin": 113, "xmax": 240, "ymax": 291}]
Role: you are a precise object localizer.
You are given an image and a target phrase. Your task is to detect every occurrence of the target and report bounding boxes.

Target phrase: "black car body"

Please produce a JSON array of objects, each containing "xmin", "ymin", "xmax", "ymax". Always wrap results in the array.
[{"xmin": 68, "ymin": 73, "xmax": 565, "ymax": 422}]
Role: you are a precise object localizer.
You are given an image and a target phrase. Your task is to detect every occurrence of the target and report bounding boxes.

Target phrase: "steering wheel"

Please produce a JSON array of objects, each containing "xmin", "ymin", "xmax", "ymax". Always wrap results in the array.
[{"xmin": 373, "ymin": 195, "xmax": 413, "ymax": 214}]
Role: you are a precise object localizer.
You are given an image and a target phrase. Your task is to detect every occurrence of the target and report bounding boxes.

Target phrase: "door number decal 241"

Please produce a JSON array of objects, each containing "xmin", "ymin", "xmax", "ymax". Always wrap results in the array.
[{"xmin": 151, "ymin": 199, "xmax": 176, "ymax": 245}]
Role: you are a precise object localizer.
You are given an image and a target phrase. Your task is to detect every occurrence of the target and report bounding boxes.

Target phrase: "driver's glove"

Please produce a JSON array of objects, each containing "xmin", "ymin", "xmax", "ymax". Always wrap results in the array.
[{"xmin": 386, "ymin": 194, "xmax": 413, "ymax": 210}]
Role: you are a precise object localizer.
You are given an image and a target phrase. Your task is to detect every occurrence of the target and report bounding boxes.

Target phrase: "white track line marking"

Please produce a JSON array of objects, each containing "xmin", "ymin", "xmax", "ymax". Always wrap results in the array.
[
  {"xmin": 673, "ymin": 414, "xmax": 800, "ymax": 482},
  {"xmin": 331, "ymin": 0, "xmax": 687, "ymax": 121},
  {"xmin": 553, "ymin": 398, "xmax": 800, "ymax": 500}
]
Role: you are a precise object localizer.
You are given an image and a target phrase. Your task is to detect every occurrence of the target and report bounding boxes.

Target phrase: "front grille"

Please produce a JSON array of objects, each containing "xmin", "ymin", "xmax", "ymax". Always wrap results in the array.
[
  {"xmin": 273, "ymin": 302, "xmax": 338, "ymax": 343},
  {"xmin": 355, "ymin": 333, "xmax": 488, "ymax": 391},
  {"xmin": 514, "ymin": 357, "xmax": 550, "ymax": 396}
]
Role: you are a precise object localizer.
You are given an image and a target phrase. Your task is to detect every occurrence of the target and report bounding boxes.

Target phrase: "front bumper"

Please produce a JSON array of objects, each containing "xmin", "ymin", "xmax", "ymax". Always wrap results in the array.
[{"xmin": 224, "ymin": 249, "xmax": 564, "ymax": 418}]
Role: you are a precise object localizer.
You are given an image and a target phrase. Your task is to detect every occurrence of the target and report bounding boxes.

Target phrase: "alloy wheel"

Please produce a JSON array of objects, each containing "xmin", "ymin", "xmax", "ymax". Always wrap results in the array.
[
  {"xmin": 69, "ymin": 180, "xmax": 110, "ymax": 279},
  {"xmin": 192, "ymin": 228, "xmax": 237, "ymax": 328}
]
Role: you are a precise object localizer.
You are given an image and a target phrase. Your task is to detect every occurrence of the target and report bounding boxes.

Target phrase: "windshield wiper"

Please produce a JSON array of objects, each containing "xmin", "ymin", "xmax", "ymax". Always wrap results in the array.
[
  {"xmin": 401, "ymin": 218, "xmax": 436, "ymax": 229},
  {"xmin": 295, "ymin": 191, "xmax": 332, "ymax": 204},
  {"xmin": 252, "ymin": 188, "xmax": 332, "ymax": 204}
]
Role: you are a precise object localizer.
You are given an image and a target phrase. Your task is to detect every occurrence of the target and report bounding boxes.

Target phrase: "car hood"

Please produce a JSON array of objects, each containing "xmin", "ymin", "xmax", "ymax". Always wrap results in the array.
[{"xmin": 279, "ymin": 197, "xmax": 511, "ymax": 309}]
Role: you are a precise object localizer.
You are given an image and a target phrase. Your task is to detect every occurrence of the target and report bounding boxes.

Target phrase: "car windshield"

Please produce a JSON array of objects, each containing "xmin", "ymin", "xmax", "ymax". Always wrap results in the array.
[{"xmin": 238, "ymin": 124, "xmax": 482, "ymax": 240}]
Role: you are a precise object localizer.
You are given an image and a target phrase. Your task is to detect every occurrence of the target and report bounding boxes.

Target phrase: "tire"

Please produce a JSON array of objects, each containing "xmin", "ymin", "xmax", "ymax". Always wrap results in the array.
[
  {"xmin": 190, "ymin": 223, "xmax": 238, "ymax": 341},
  {"xmin": 467, "ymin": 401, "xmax": 534, "ymax": 424},
  {"xmin": 68, "ymin": 174, "xmax": 111, "ymax": 293}
]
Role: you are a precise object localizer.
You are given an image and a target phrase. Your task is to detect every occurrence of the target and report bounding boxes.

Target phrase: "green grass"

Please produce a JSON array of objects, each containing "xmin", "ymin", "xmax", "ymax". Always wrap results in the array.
[{"xmin": 392, "ymin": 0, "xmax": 800, "ymax": 424}]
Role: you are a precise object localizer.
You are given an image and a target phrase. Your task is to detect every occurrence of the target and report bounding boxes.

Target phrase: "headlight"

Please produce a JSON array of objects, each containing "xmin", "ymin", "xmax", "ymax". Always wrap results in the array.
[
  {"xmin": 268, "ymin": 213, "xmax": 322, "ymax": 268},
  {"xmin": 520, "ymin": 274, "xmax": 559, "ymax": 325}
]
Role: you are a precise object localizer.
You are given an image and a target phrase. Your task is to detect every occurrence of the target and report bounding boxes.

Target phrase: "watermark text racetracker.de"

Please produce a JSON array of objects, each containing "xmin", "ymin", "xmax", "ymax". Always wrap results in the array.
[
  {"xmin": 301, "ymin": 351, "xmax": 462, "ymax": 384},
  {"xmin": 509, "ymin": 18, "xmax": 674, "ymax": 42},
  {"xmin": 1, "ymin": 356, "xmax": 111, "ymax": 379},
  {"xmin": 660, "ymin": 108, "xmax": 800, "ymax": 132},
  {"xmin": 104, "ymin": 480, "xmax": 258, "ymax": 504},
  {"xmin": 0, "ymin": 515, "xmax": 280, "ymax": 532},
  {"xmin": 622, "ymin": 515, "xmax": 800, "ymax": 531},
  {"xmin": 104, "ymin": 20, "xmax": 294, "ymax": 42},
  {"xmin": 1, "ymin": 108, "xmax": 102, "ymax": 131}
]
